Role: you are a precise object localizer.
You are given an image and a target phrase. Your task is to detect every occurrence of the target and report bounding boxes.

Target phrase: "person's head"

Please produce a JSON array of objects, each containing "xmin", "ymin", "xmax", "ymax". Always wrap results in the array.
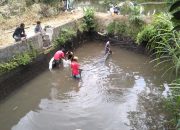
[
  {"xmin": 61, "ymin": 48, "xmax": 66, "ymax": 53},
  {"xmin": 37, "ymin": 21, "xmax": 41, "ymax": 25},
  {"xmin": 73, "ymin": 56, "xmax": 78, "ymax": 62},
  {"xmin": 66, "ymin": 51, "xmax": 73, "ymax": 55},
  {"xmin": 20, "ymin": 23, "xmax": 25, "ymax": 28}
]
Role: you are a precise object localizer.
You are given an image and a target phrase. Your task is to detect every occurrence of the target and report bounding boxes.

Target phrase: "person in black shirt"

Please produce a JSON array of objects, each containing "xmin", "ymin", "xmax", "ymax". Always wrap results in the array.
[
  {"xmin": 13, "ymin": 23, "xmax": 26, "ymax": 42},
  {"xmin": 66, "ymin": 51, "xmax": 74, "ymax": 61}
]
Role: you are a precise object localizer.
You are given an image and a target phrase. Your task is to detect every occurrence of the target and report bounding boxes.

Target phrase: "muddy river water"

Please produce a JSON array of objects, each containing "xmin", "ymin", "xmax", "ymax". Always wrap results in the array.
[{"xmin": 0, "ymin": 41, "xmax": 168, "ymax": 130}]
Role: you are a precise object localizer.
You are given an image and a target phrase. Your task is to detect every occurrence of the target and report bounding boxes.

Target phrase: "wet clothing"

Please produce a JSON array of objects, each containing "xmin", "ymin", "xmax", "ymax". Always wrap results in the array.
[
  {"xmin": 54, "ymin": 50, "xmax": 64, "ymax": 61},
  {"xmin": 71, "ymin": 61, "xmax": 80, "ymax": 77}
]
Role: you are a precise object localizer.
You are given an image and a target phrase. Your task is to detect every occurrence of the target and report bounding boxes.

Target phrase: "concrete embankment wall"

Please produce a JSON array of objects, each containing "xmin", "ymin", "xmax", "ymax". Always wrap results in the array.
[
  {"xmin": 0, "ymin": 17, "xmax": 83, "ymax": 62},
  {"xmin": 0, "ymin": 16, "xmax": 84, "ymax": 101}
]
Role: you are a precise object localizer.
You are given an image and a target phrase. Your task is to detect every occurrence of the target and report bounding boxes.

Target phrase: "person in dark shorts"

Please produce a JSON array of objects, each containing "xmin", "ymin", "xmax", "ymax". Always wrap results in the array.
[{"xmin": 13, "ymin": 23, "xmax": 26, "ymax": 42}]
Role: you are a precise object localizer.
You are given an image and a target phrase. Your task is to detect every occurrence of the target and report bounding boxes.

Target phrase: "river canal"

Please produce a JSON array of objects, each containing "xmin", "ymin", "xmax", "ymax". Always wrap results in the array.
[{"xmin": 0, "ymin": 41, "xmax": 168, "ymax": 130}]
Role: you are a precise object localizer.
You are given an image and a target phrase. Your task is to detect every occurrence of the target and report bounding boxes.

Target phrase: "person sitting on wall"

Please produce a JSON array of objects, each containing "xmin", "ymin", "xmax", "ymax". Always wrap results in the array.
[
  {"xmin": 13, "ymin": 23, "xmax": 27, "ymax": 42},
  {"xmin": 71, "ymin": 56, "xmax": 81, "ymax": 79},
  {"xmin": 34, "ymin": 21, "xmax": 43, "ymax": 33},
  {"xmin": 53, "ymin": 49, "xmax": 65, "ymax": 68}
]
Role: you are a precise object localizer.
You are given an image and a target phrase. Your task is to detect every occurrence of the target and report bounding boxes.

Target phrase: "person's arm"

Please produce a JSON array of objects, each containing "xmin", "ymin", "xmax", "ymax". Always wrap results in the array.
[
  {"xmin": 13, "ymin": 28, "xmax": 18, "ymax": 37},
  {"xmin": 23, "ymin": 28, "xmax": 27, "ymax": 37}
]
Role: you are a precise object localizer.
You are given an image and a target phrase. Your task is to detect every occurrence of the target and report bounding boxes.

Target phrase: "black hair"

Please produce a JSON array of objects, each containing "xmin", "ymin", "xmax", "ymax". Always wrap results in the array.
[
  {"xmin": 37, "ymin": 21, "xmax": 41, "ymax": 24},
  {"xmin": 20, "ymin": 23, "xmax": 25, "ymax": 27},
  {"xmin": 61, "ymin": 48, "xmax": 66, "ymax": 53}
]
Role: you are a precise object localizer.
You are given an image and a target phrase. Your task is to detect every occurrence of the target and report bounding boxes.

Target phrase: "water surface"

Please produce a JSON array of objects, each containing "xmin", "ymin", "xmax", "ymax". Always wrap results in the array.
[{"xmin": 0, "ymin": 41, "xmax": 167, "ymax": 130}]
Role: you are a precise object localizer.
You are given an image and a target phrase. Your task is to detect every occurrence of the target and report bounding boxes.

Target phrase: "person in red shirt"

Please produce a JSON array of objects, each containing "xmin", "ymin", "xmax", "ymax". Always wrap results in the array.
[
  {"xmin": 71, "ymin": 56, "xmax": 81, "ymax": 79},
  {"xmin": 53, "ymin": 50, "xmax": 65, "ymax": 68}
]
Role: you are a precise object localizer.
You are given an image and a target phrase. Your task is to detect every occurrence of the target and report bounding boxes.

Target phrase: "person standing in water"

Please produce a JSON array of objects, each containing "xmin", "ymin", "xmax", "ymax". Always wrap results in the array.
[
  {"xmin": 53, "ymin": 50, "xmax": 65, "ymax": 68},
  {"xmin": 105, "ymin": 41, "xmax": 111, "ymax": 55},
  {"xmin": 71, "ymin": 56, "xmax": 81, "ymax": 79},
  {"xmin": 66, "ymin": 51, "xmax": 74, "ymax": 61}
]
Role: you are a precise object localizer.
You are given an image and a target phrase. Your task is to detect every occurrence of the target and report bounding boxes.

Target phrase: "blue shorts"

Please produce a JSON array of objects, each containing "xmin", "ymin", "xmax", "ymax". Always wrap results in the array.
[{"xmin": 72, "ymin": 74, "xmax": 81, "ymax": 79}]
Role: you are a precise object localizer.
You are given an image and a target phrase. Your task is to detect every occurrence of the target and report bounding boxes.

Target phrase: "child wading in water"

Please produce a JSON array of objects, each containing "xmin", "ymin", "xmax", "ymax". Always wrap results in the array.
[{"xmin": 71, "ymin": 56, "xmax": 81, "ymax": 79}]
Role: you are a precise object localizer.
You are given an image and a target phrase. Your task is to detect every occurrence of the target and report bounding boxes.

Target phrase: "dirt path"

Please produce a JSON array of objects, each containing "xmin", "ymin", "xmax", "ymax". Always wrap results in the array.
[
  {"xmin": 0, "ymin": 11, "xmax": 152, "ymax": 49},
  {"xmin": 0, "ymin": 11, "xmax": 83, "ymax": 48}
]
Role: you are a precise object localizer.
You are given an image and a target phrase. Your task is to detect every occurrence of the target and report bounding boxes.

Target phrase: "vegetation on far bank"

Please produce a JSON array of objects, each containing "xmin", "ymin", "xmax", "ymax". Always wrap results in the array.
[{"xmin": 105, "ymin": 0, "xmax": 180, "ymax": 128}]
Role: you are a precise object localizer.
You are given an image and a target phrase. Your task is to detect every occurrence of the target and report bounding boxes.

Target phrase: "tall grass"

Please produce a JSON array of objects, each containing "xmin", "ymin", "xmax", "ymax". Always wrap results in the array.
[{"xmin": 137, "ymin": 12, "xmax": 180, "ymax": 128}]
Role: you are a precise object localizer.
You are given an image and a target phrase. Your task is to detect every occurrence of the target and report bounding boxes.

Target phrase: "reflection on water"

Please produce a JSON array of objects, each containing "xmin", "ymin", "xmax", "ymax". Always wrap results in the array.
[{"xmin": 0, "ymin": 41, "xmax": 168, "ymax": 130}]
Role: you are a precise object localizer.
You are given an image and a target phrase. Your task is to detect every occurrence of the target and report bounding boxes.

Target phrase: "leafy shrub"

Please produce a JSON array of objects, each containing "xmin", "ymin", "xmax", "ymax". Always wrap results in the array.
[
  {"xmin": 107, "ymin": 20, "xmax": 143, "ymax": 40},
  {"xmin": 81, "ymin": 7, "xmax": 96, "ymax": 32},
  {"xmin": 0, "ymin": 45, "xmax": 38, "ymax": 74},
  {"xmin": 55, "ymin": 28, "xmax": 76, "ymax": 46},
  {"xmin": 147, "ymin": 14, "xmax": 173, "ymax": 52},
  {"xmin": 0, "ymin": 62, "xmax": 18, "ymax": 74},
  {"xmin": 107, "ymin": 21, "xmax": 116, "ymax": 36},
  {"xmin": 14, "ymin": 53, "xmax": 31, "ymax": 66},
  {"xmin": 137, "ymin": 14, "xmax": 173, "ymax": 48},
  {"xmin": 129, "ymin": 15, "xmax": 145, "ymax": 27},
  {"xmin": 136, "ymin": 25, "xmax": 155, "ymax": 45}
]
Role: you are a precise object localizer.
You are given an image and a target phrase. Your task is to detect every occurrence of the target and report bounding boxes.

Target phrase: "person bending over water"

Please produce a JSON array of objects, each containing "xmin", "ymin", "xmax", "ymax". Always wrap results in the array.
[
  {"xmin": 71, "ymin": 56, "xmax": 81, "ymax": 79},
  {"xmin": 66, "ymin": 51, "xmax": 74, "ymax": 61},
  {"xmin": 53, "ymin": 50, "xmax": 65, "ymax": 68}
]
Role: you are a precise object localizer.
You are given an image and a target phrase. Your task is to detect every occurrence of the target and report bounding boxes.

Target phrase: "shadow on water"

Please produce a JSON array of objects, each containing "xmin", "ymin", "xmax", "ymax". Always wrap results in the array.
[{"xmin": 0, "ymin": 41, "xmax": 171, "ymax": 130}]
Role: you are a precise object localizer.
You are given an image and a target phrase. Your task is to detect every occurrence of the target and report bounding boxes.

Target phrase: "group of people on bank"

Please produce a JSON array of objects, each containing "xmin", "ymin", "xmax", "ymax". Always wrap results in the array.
[
  {"xmin": 13, "ymin": 21, "xmax": 43, "ymax": 42},
  {"xmin": 12, "ymin": 0, "xmax": 75, "ymax": 42},
  {"xmin": 50, "ymin": 41, "xmax": 111, "ymax": 79}
]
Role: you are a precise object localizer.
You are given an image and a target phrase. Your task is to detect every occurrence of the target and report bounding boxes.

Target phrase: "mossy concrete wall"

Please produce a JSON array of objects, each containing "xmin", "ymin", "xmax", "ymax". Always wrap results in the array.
[{"xmin": 0, "ymin": 17, "xmax": 83, "ymax": 62}]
